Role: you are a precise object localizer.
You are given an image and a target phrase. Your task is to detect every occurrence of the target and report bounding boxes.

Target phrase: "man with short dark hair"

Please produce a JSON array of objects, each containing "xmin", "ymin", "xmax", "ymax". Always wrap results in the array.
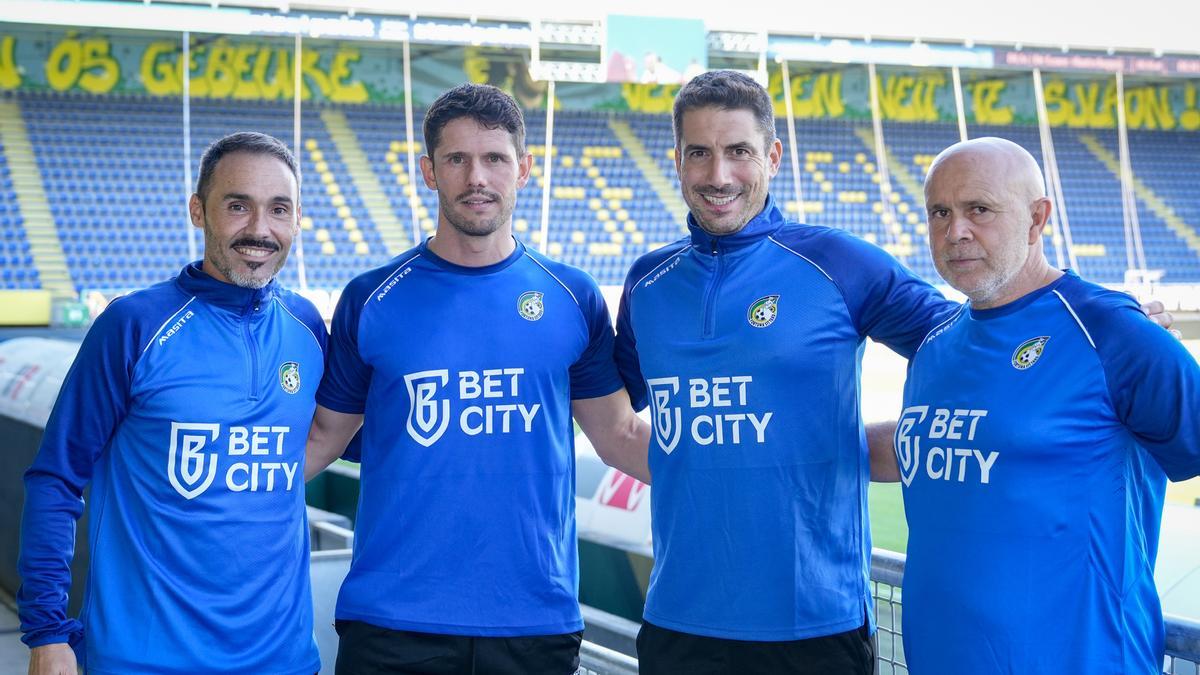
[
  {"xmin": 615, "ymin": 68, "xmax": 949, "ymax": 674},
  {"xmin": 20, "ymin": 131, "xmax": 326, "ymax": 675},
  {"xmin": 879, "ymin": 137, "xmax": 1200, "ymax": 674},
  {"xmin": 305, "ymin": 83, "xmax": 649, "ymax": 674}
]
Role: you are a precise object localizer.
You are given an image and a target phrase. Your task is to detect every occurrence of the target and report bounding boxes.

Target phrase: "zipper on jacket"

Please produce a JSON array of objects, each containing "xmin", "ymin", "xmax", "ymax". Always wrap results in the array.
[
  {"xmin": 701, "ymin": 240, "xmax": 723, "ymax": 339},
  {"xmin": 244, "ymin": 300, "xmax": 261, "ymax": 401}
]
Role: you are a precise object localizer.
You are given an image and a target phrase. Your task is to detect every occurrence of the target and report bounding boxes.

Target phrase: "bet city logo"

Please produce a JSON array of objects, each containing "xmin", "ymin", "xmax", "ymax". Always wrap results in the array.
[
  {"xmin": 645, "ymin": 375, "xmax": 773, "ymax": 454},
  {"xmin": 894, "ymin": 406, "xmax": 998, "ymax": 487},
  {"xmin": 403, "ymin": 367, "xmax": 541, "ymax": 447},
  {"xmin": 168, "ymin": 422, "xmax": 298, "ymax": 499}
]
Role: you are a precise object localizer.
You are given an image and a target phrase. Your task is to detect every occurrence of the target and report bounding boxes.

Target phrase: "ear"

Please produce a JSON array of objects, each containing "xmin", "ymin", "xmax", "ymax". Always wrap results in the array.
[
  {"xmin": 419, "ymin": 155, "xmax": 437, "ymax": 191},
  {"xmin": 1029, "ymin": 197, "xmax": 1053, "ymax": 245},
  {"xmin": 674, "ymin": 144, "xmax": 682, "ymax": 178},
  {"xmin": 767, "ymin": 137, "xmax": 784, "ymax": 178},
  {"xmin": 189, "ymin": 194, "xmax": 204, "ymax": 229},
  {"xmin": 516, "ymin": 152, "xmax": 534, "ymax": 189}
]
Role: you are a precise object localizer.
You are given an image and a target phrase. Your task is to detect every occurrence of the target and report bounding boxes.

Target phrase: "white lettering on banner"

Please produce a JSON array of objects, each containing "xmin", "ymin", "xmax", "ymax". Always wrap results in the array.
[
  {"xmin": 896, "ymin": 405, "xmax": 998, "ymax": 486},
  {"xmin": 167, "ymin": 422, "xmax": 298, "ymax": 499},
  {"xmin": 402, "ymin": 367, "xmax": 542, "ymax": 446}
]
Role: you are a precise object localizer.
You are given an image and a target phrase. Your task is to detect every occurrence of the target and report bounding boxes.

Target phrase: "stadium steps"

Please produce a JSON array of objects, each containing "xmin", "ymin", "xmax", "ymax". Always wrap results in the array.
[
  {"xmin": 0, "ymin": 101, "xmax": 75, "ymax": 299},
  {"xmin": 852, "ymin": 127, "xmax": 922, "ymax": 259},
  {"xmin": 607, "ymin": 118, "xmax": 689, "ymax": 226},
  {"xmin": 319, "ymin": 109, "xmax": 412, "ymax": 256},
  {"xmin": 1078, "ymin": 134, "xmax": 1200, "ymax": 259}
]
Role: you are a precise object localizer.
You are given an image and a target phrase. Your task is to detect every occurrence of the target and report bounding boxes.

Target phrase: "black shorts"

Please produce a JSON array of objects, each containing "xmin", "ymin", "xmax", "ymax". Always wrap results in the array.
[
  {"xmin": 636, "ymin": 620, "xmax": 875, "ymax": 675},
  {"xmin": 333, "ymin": 619, "xmax": 582, "ymax": 675}
]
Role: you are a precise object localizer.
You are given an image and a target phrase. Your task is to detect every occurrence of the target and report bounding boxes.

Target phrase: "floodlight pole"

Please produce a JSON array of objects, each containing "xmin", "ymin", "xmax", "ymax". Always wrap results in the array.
[
  {"xmin": 402, "ymin": 39, "xmax": 422, "ymax": 246},
  {"xmin": 182, "ymin": 31, "xmax": 196, "ymax": 264},
  {"xmin": 950, "ymin": 66, "xmax": 968, "ymax": 142},
  {"xmin": 778, "ymin": 58, "xmax": 805, "ymax": 224},
  {"xmin": 866, "ymin": 62, "xmax": 898, "ymax": 241},
  {"xmin": 293, "ymin": 33, "xmax": 308, "ymax": 291},
  {"xmin": 538, "ymin": 80, "xmax": 556, "ymax": 255}
]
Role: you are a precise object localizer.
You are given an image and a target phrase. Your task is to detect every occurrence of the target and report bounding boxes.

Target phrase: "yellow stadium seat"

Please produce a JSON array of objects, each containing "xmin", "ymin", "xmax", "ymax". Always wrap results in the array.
[
  {"xmin": 326, "ymin": 183, "xmax": 341, "ymax": 195},
  {"xmin": 855, "ymin": 153, "xmax": 866, "ymax": 163},
  {"xmin": 344, "ymin": 217, "xmax": 358, "ymax": 230},
  {"xmin": 321, "ymin": 241, "xmax": 336, "ymax": 255},
  {"xmin": 337, "ymin": 205, "xmax": 351, "ymax": 218},
  {"xmin": 864, "ymin": 163, "xmax": 876, "ymax": 174},
  {"xmin": 587, "ymin": 167, "xmax": 600, "ymax": 178},
  {"xmin": 571, "ymin": 231, "xmax": 585, "ymax": 244},
  {"xmin": 604, "ymin": 221, "xmax": 617, "ymax": 233},
  {"xmin": 820, "ymin": 181, "xmax": 832, "ymax": 193},
  {"xmin": 805, "ymin": 162, "xmax": 816, "ymax": 172},
  {"xmin": 581, "ymin": 156, "xmax": 593, "ymax": 168},
  {"xmin": 588, "ymin": 198, "xmax": 602, "ymax": 210},
  {"xmin": 515, "ymin": 219, "xmax": 529, "ymax": 232},
  {"xmin": 907, "ymin": 212, "xmax": 919, "ymax": 225},
  {"xmin": 403, "ymin": 184, "xmax": 416, "ymax": 197},
  {"xmin": 623, "ymin": 220, "xmax": 637, "ymax": 233},
  {"xmin": 593, "ymin": 177, "xmax": 607, "ymax": 189},
  {"xmin": 562, "ymin": 156, "xmax": 575, "ymax": 168},
  {"xmin": 349, "ymin": 230, "xmax": 363, "ymax": 242},
  {"xmin": 631, "ymin": 231, "xmax": 645, "ymax": 244},
  {"xmin": 332, "ymin": 194, "xmax": 346, "ymax": 207},
  {"xmin": 872, "ymin": 202, "xmax": 884, "ymax": 214},
  {"xmin": 311, "ymin": 150, "xmax": 324, "ymax": 162},
  {"xmin": 812, "ymin": 171, "xmax": 825, "ymax": 183},
  {"xmin": 316, "ymin": 229, "xmax": 331, "ymax": 242},
  {"xmin": 897, "ymin": 202, "xmax": 909, "ymax": 213},
  {"xmin": 417, "ymin": 206, "xmax": 429, "ymax": 219},
  {"xmin": 597, "ymin": 209, "xmax": 610, "ymax": 221},
  {"xmin": 888, "ymin": 192, "xmax": 900, "ymax": 204},
  {"xmin": 390, "ymin": 141, "xmax": 402, "ymax": 152},
  {"xmin": 549, "ymin": 242, "xmax": 564, "ymax": 256},
  {"xmin": 300, "ymin": 217, "xmax": 314, "ymax": 230},
  {"xmin": 305, "ymin": 139, "xmax": 319, "ymax": 151},
  {"xmin": 321, "ymin": 172, "xmax": 335, "ymax": 185},
  {"xmin": 838, "ymin": 162, "xmax": 850, "ymax": 173},
  {"xmin": 611, "ymin": 231, "xmax": 625, "ymax": 244},
  {"xmin": 616, "ymin": 210, "xmax": 629, "ymax": 222},
  {"xmin": 385, "ymin": 152, "xmax": 398, "ymax": 164},
  {"xmin": 916, "ymin": 223, "xmax": 928, "ymax": 234},
  {"xmin": 608, "ymin": 199, "xmax": 623, "ymax": 211},
  {"xmin": 355, "ymin": 241, "xmax": 370, "ymax": 255}
]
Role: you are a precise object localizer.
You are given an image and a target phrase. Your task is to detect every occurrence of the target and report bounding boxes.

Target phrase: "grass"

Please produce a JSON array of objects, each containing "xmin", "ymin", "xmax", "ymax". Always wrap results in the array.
[{"xmin": 869, "ymin": 482, "xmax": 909, "ymax": 553}]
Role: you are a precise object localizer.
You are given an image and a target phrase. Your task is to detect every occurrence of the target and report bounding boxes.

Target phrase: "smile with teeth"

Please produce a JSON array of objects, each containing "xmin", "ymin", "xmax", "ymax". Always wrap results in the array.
[
  {"xmin": 701, "ymin": 193, "xmax": 739, "ymax": 206},
  {"xmin": 234, "ymin": 246, "xmax": 276, "ymax": 259}
]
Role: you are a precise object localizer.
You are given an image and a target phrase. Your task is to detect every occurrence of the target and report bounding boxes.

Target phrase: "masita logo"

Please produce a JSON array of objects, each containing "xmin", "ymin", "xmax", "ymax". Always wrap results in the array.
[
  {"xmin": 517, "ymin": 290, "xmax": 544, "ymax": 321},
  {"xmin": 1012, "ymin": 336, "xmax": 1049, "ymax": 370},
  {"xmin": 168, "ymin": 422, "xmax": 298, "ymax": 499},
  {"xmin": 747, "ymin": 295, "xmax": 779, "ymax": 328},
  {"xmin": 279, "ymin": 361, "xmax": 300, "ymax": 394},
  {"xmin": 402, "ymin": 367, "xmax": 542, "ymax": 447}
]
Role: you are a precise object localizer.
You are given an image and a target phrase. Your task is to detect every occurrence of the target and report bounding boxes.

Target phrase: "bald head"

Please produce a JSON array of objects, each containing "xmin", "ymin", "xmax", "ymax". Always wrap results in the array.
[
  {"xmin": 923, "ymin": 136, "xmax": 1058, "ymax": 309},
  {"xmin": 925, "ymin": 137, "xmax": 1044, "ymax": 204}
]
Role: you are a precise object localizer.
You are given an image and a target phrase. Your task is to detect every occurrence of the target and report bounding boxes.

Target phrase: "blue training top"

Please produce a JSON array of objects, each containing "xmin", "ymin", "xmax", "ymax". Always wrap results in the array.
[
  {"xmin": 897, "ymin": 271, "xmax": 1200, "ymax": 675},
  {"xmin": 19, "ymin": 262, "xmax": 326, "ymax": 675},
  {"xmin": 317, "ymin": 238, "xmax": 623, "ymax": 637},
  {"xmin": 615, "ymin": 196, "xmax": 956, "ymax": 640}
]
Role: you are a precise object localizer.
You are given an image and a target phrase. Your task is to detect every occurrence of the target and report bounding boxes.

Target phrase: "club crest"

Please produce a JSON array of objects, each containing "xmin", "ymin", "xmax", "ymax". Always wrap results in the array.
[
  {"xmin": 747, "ymin": 295, "xmax": 779, "ymax": 328},
  {"xmin": 518, "ymin": 291, "xmax": 544, "ymax": 321},
  {"xmin": 1012, "ymin": 336, "xmax": 1050, "ymax": 370},
  {"xmin": 279, "ymin": 361, "xmax": 300, "ymax": 394}
]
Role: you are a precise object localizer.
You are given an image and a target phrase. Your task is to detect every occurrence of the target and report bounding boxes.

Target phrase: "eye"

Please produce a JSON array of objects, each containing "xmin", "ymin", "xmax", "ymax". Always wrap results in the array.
[
  {"xmin": 733, "ymin": 147, "xmax": 750, "ymax": 156},
  {"xmin": 970, "ymin": 206, "xmax": 991, "ymax": 216},
  {"xmin": 687, "ymin": 149, "xmax": 707, "ymax": 159},
  {"xmin": 929, "ymin": 208, "xmax": 949, "ymax": 219},
  {"xmin": 272, "ymin": 205, "xmax": 290, "ymax": 215},
  {"xmin": 229, "ymin": 202, "xmax": 248, "ymax": 212},
  {"xmin": 487, "ymin": 153, "xmax": 506, "ymax": 163}
]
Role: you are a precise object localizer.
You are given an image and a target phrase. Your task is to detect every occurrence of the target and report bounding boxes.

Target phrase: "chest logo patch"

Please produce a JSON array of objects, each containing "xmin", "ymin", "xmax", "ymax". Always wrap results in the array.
[
  {"xmin": 518, "ymin": 290, "xmax": 544, "ymax": 321},
  {"xmin": 747, "ymin": 295, "xmax": 779, "ymax": 328},
  {"xmin": 279, "ymin": 361, "xmax": 300, "ymax": 394},
  {"xmin": 1012, "ymin": 336, "xmax": 1049, "ymax": 370}
]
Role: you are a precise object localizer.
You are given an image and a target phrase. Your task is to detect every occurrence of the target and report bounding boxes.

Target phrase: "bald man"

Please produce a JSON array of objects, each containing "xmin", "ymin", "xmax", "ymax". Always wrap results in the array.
[{"xmin": 882, "ymin": 137, "xmax": 1200, "ymax": 674}]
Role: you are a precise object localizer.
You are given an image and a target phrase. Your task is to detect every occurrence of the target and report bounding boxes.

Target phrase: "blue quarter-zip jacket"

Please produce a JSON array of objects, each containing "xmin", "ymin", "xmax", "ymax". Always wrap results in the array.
[
  {"xmin": 615, "ymin": 196, "xmax": 956, "ymax": 640},
  {"xmin": 18, "ymin": 262, "xmax": 326, "ymax": 674}
]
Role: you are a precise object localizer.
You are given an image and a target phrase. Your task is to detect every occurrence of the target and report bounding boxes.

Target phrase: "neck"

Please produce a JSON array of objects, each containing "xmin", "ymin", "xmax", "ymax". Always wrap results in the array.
[
  {"xmin": 426, "ymin": 222, "xmax": 516, "ymax": 267},
  {"xmin": 972, "ymin": 260, "xmax": 1063, "ymax": 310}
]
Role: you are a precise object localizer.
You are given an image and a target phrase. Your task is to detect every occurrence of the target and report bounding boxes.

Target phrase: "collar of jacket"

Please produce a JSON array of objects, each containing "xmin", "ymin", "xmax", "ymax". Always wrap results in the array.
[
  {"xmin": 176, "ymin": 261, "xmax": 277, "ymax": 313},
  {"xmin": 686, "ymin": 194, "xmax": 786, "ymax": 255}
]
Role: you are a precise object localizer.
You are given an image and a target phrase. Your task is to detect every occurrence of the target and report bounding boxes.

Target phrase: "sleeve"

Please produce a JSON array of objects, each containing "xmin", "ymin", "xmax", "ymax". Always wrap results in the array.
[
  {"xmin": 282, "ymin": 293, "xmax": 329, "ymax": 355},
  {"xmin": 1088, "ymin": 298, "xmax": 1200, "ymax": 482},
  {"xmin": 614, "ymin": 273, "xmax": 647, "ymax": 411},
  {"xmin": 807, "ymin": 230, "xmax": 958, "ymax": 358},
  {"xmin": 568, "ymin": 281, "xmax": 624, "ymax": 401},
  {"xmin": 18, "ymin": 304, "xmax": 139, "ymax": 648},
  {"xmin": 315, "ymin": 285, "xmax": 371, "ymax": 414}
]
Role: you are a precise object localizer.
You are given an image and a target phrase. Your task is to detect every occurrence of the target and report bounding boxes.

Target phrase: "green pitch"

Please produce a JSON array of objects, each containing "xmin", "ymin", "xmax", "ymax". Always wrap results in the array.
[{"xmin": 869, "ymin": 483, "xmax": 908, "ymax": 553}]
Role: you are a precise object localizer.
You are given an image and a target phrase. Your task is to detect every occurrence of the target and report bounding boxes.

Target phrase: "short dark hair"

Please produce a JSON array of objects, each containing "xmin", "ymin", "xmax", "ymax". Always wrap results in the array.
[
  {"xmin": 423, "ymin": 83, "xmax": 526, "ymax": 159},
  {"xmin": 672, "ymin": 70, "xmax": 776, "ymax": 150},
  {"xmin": 195, "ymin": 132, "xmax": 300, "ymax": 202}
]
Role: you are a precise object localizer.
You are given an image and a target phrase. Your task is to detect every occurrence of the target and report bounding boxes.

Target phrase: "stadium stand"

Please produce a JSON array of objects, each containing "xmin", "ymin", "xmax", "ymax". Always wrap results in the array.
[{"xmin": 2, "ymin": 92, "xmax": 1199, "ymax": 292}]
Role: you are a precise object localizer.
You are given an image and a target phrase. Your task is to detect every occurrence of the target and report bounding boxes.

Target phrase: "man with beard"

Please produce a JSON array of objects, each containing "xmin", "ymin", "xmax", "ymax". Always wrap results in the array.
[
  {"xmin": 878, "ymin": 137, "xmax": 1200, "ymax": 674},
  {"xmin": 20, "ymin": 132, "xmax": 326, "ymax": 675},
  {"xmin": 611, "ymin": 72, "xmax": 1176, "ymax": 674},
  {"xmin": 304, "ymin": 84, "xmax": 649, "ymax": 674}
]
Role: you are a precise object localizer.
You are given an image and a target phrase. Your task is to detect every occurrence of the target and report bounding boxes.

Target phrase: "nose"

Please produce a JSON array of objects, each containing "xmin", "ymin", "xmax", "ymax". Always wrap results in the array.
[
  {"xmin": 706, "ymin": 155, "xmax": 733, "ymax": 188},
  {"xmin": 466, "ymin": 158, "xmax": 487, "ymax": 188},
  {"xmin": 945, "ymin": 212, "xmax": 972, "ymax": 242}
]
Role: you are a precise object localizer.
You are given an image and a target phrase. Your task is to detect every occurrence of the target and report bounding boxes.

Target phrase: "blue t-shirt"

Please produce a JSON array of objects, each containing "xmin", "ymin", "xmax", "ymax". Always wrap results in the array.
[
  {"xmin": 19, "ymin": 263, "xmax": 326, "ymax": 675},
  {"xmin": 317, "ymin": 238, "xmax": 622, "ymax": 636},
  {"xmin": 896, "ymin": 271, "xmax": 1200, "ymax": 674},
  {"xmin": 614, "ymin": 196, "xmax": 955, "ymax": 640}
]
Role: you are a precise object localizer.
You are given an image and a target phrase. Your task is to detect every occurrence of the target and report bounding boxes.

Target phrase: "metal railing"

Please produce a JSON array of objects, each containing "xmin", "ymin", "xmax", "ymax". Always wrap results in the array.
[{"xmin": 870, "ymin": 549, "xmax": 1200, "ymax": 675}]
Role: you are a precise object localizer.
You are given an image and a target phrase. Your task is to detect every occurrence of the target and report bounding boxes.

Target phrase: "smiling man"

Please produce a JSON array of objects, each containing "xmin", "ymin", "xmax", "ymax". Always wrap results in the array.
[
  {"xmin": 612, "ymin": 70, "xmax": 960, "ymax": 675},
  {"xmin": 304, "ymin": 83, "xmax": 648, "ymax": 675},
  {"xmin": 883, "ymin": 137, "xmax": 1200, "ymax": 674},
  {"xmin": 19, "ymin": 132, "xmax": 326, "ymax": 675}
]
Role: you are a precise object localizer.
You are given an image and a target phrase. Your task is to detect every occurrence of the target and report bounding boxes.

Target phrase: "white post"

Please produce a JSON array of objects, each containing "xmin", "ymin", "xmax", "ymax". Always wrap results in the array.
[
  {"xmin": 1114, "ymin": 72, "xmax": 1147, "ymax": 272},
  {"xmin": 292, "ymin": 33, "xmax": 308, "ymax": 291},
  {"xmin": 866, "ymin": 62, "xmax": 897, "ymax": 241},
  {"xmin": 538, "ymin": 80, "xmax": 556, "ymax": 254},
  {"xmin": 778, "ymin": 59, "xmax": 805, "ymax": 224},
  {"xmin": 951, "ymin": 66, "xmax": 968, "ymax": 142},
  {"xmin": 403, "ymin": 39, "xmax": 422, "ymax": 245},
  {"xmin": 183, "ymin": 31, "xmax": 196, "ymax": 263}
]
